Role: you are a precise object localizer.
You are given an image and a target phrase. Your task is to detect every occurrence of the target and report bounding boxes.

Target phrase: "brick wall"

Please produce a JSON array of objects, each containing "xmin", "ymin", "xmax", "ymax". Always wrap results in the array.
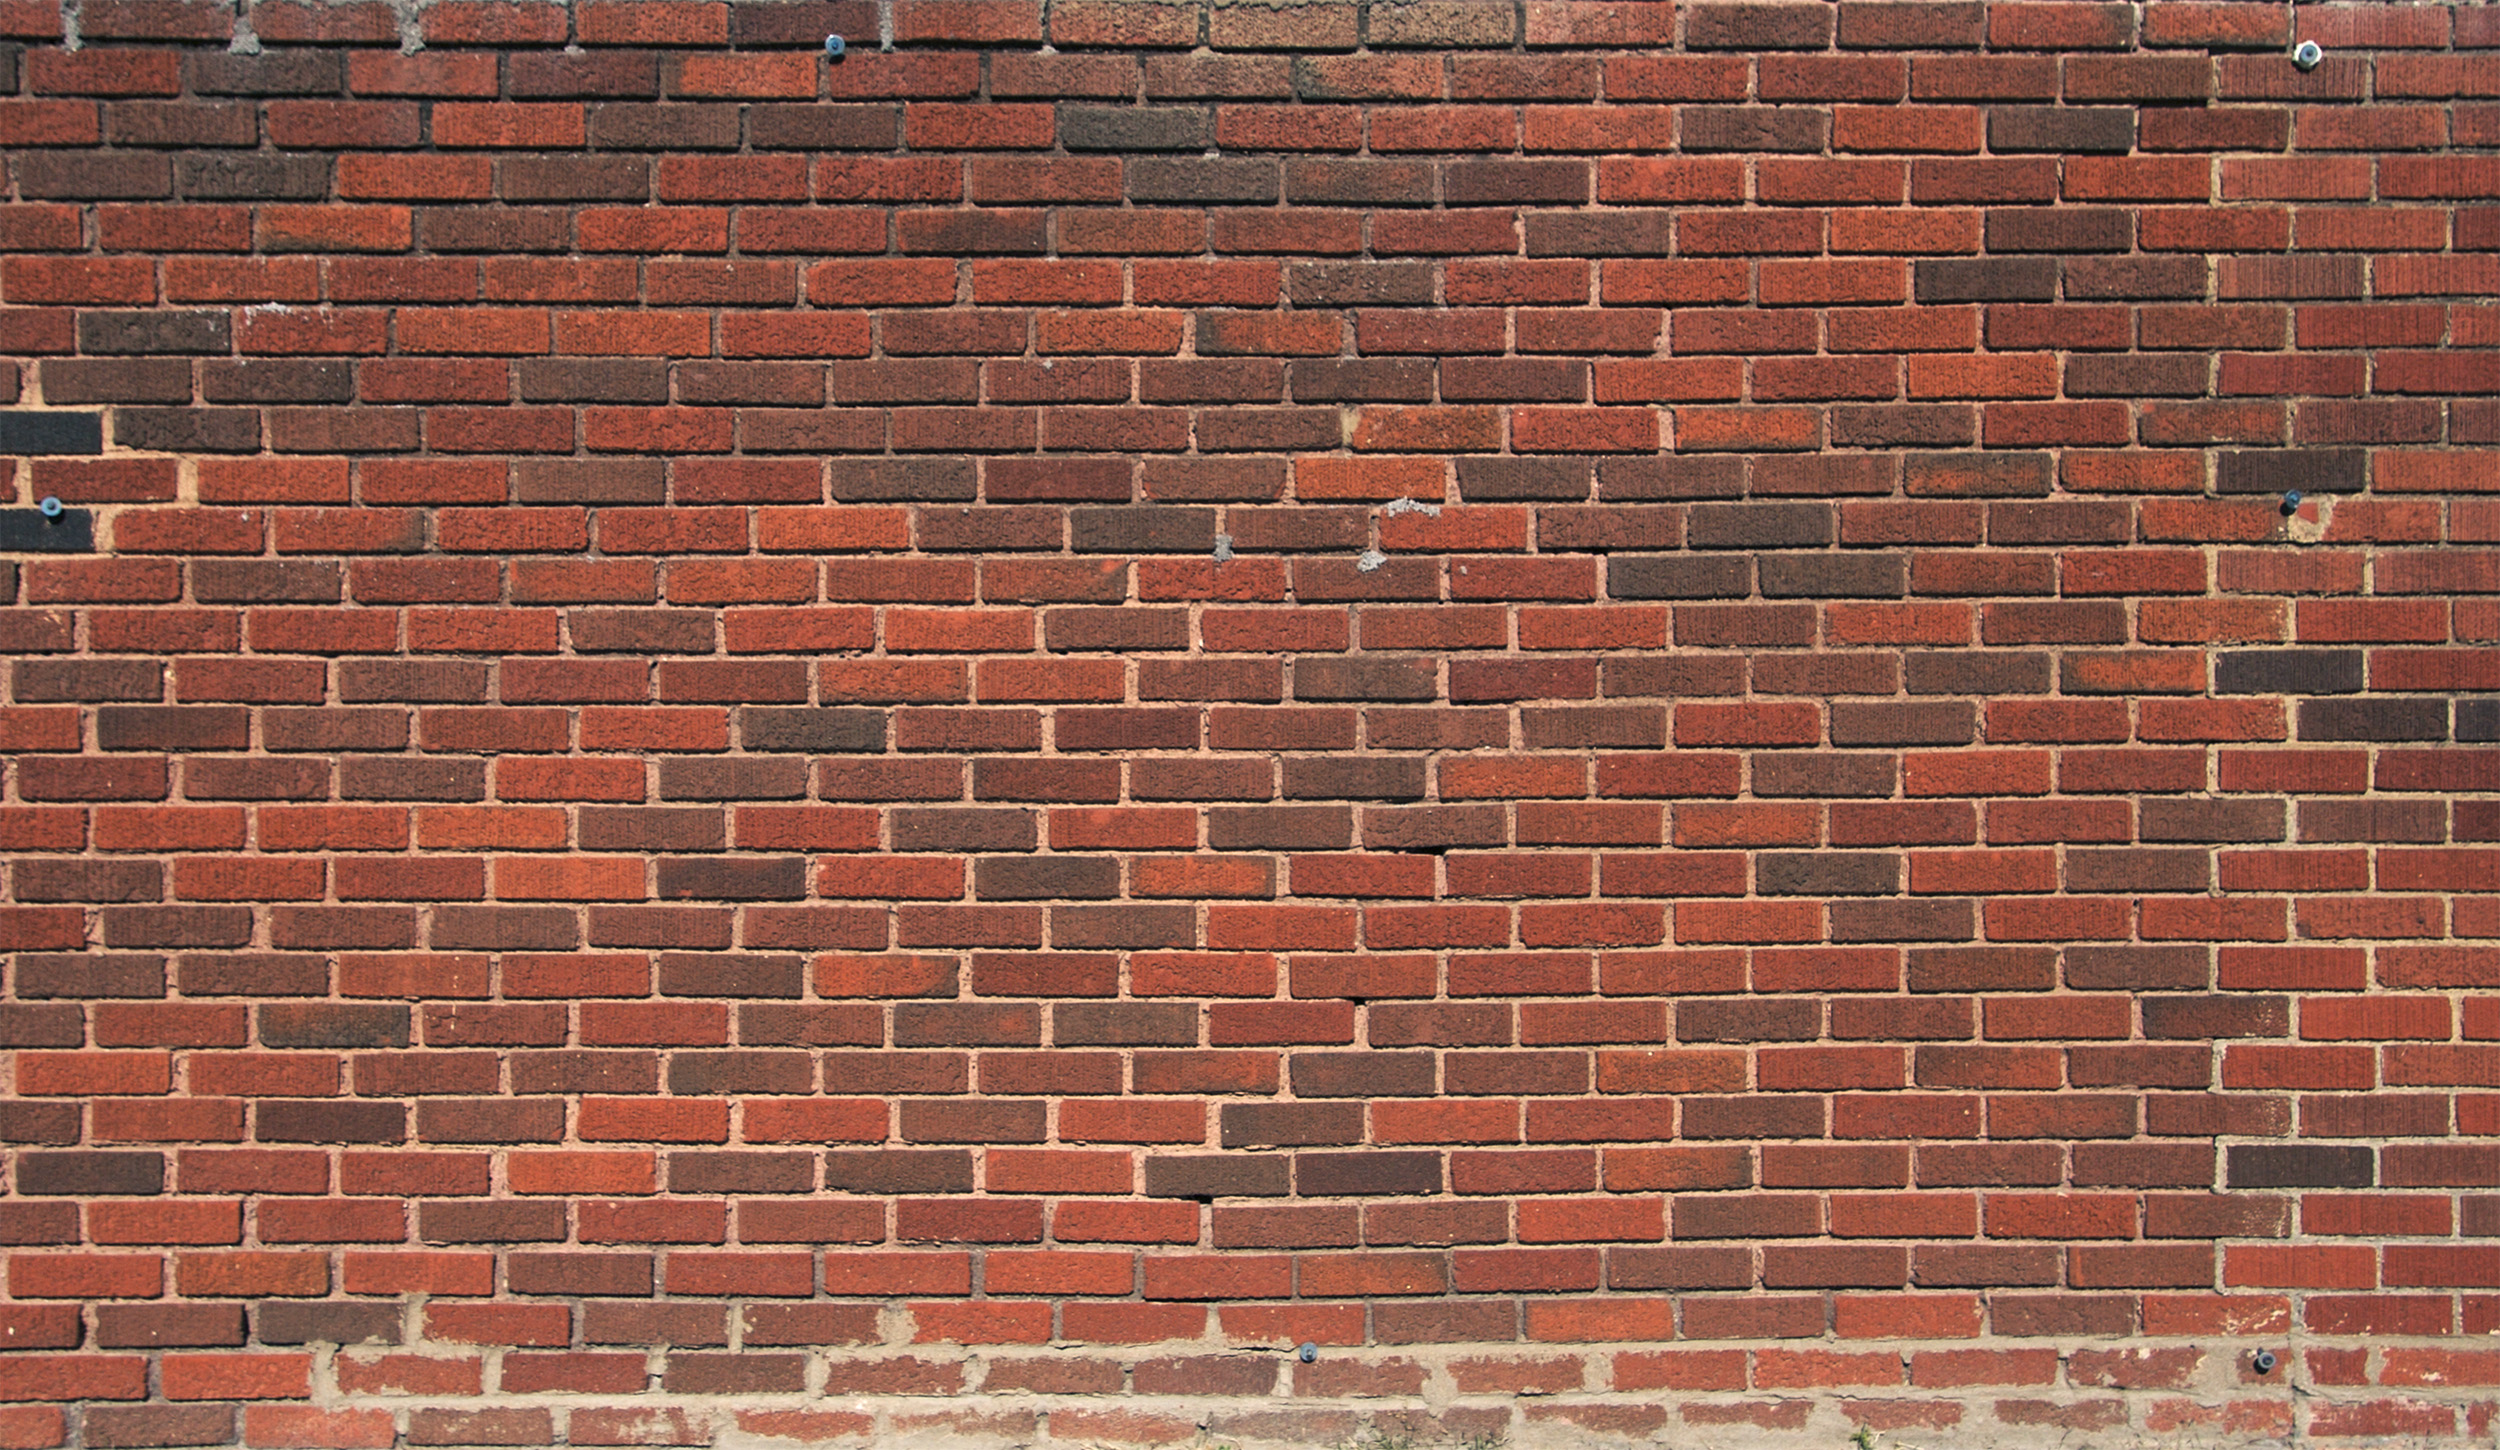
[{"xmin": 1, "ymin": 0, "xmax": 2495, "ymax": 1444}]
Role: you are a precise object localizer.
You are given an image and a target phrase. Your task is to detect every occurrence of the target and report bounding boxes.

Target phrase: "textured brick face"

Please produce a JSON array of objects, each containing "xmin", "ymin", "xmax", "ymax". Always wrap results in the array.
[{"xmin": 0, "ymin": 0, "xmax": 2496, "ymax": 1444}]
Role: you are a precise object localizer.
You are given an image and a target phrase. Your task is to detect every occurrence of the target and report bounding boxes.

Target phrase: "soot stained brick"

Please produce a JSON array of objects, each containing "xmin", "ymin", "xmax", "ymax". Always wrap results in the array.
[
  {"xmin": 1915, "ymin": 257, "xmax": 2058, "ymax": 302},
  {"xmin": 1612, "ymin": 555, "xmax": 1752, "ymax": 599},
  {"xmin": 2228, "ymin": 1145, "xmax": 2374, "ymax": 1189},
  {"xmin": 1222, "ymin": 1103, "xmax": 1364, "ymax": 1150},
  {"xmin": 78, "ymin": 311, "xmax": 231, "ymax": 355},
  {"xmin": 2300, "ymin": 698, "xmax": 2448, "ymax": 742},
  {"xmin": 1145, "ymin": 1154, "xmax": 1290, "ymax": 1199},
  {"xmin": 2215, "ymin": 449, "xmax": 2367, "ymax": 495},
  {"xmin": 15, "ymin": 1152, "xmax": 164, "ymax": 1195},
  {"xmin": 739, "ymin": 708, "xmax": 888, "ymax": 752}
]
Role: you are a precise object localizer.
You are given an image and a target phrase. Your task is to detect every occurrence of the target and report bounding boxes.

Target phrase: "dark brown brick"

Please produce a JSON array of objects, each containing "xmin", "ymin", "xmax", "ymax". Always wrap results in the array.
[{"xmin": 16, "ymin": 1151, "xmax": 164, "ymax": 1195}]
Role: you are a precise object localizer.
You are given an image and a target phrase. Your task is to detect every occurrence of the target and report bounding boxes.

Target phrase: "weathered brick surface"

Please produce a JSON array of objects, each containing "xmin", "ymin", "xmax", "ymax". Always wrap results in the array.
[{"xmin": 0, "ymin": 0, "xmax": 2494, "ymax": 1444}]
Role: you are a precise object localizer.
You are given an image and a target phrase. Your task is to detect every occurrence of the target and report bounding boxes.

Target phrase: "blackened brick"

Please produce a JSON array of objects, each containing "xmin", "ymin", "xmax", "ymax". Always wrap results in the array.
[
  {"xmin": 1061, "ymin": 104, "xmax": 1211, "ymax": 151},
  {"xmin": 1612, "ymin": 555, "xmax": 1751, "ymax": 599},
  {"xmin": 2300, "ymin": 698, "xmax": 2447, "ymax": 743},
  {"xmin": 0, "ymin": 411, "xmax": 105, "ymax": 454},
  {"xmin": 2215, "ymin": 448, "xmax": 2366, "ymax": 496},
  {"xmin": 259, "ymin": 1003, "xmax": 411, "ymax": 1048},
  {"xmin": 15, "ymin": 1151, "xmax": 164, "ymax": 1195},
  {"xmin": 177, "ymin": 154, "xmax": 332, "ymax": 200},
  {"xmin": 2458, "ymin": 700, "xmax": 2499, "ymax": 744},
  {"xmin": 200, "ymin": 360, "xmax": 356, "ymax": 404},
  {"xmin": 1759, "ymin": 553, "xmax": 1907, "ymax": 598},
  {"xmin": 824, "ymin": 1150, "xmax": 974, "ymax": 1194},
  {"xmin": 1687, "ymin": 503, "xmax": 1833, "ymax": 549},
  {"xmin": 2213, "ymin": 649, "xmax": 2363, "ymax": 696},
  {"xmin": 1905, "ymin": 651, "xmax": 2051, "ymax": 696},
  {"xmin": 1914, "ymin": 257, "xmax": 2058, "ymax": 302},
  {"xmin": 1460, "ymin": 458, "xmax": 1591, "ymax": 500},
  {"xmin": 1129, "ymin": 157, "xmax": 1279, "ymax": 204},
  {"xmin": 1071, "ymin": 506, "xmax": 1218, "ymax": 554},
  {"xmin": 1988, "ymin": 107, "xmax": 2133, "ymax": 152},
  {"xmin": 748, "ymin": 105, "xmax": 899, "ymax": 150},
  {"xmin": 2227, "ymin": 1145, "xmax": 2373, "ymax": 1189},
  {"xmin": 78, "ymin": 311, "xmax": 231, "ymax": 355},
  {"xmin": 188, "ymin": 51, "xmax": 345, "ymax": 95},
  {"xmin": 115, "ymin": 409, "xmax": 261, "ymax": 453},
  {"xmin": 96, "ymin": 706, "xmax": 248, "ymax": 751},
  {"xmin": 517, "ymin": 358, "xmax": 669, "ymax": 403},
  {"xmin": 1145, "ymin": 1154, "xmax": 1290, "ymax": 1199}
]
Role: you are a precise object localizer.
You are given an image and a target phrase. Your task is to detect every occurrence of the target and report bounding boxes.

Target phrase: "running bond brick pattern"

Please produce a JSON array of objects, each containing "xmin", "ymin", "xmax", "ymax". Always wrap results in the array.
[{"xmin": 0, "ymin": 0, "xmax": 2494, "ymax": 1445}]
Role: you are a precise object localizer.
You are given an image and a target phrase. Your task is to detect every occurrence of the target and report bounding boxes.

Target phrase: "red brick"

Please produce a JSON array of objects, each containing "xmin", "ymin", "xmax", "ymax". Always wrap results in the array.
[{"xmin": 0, "ymin": 23, "xmax": 2474, "ymax": 1429}]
